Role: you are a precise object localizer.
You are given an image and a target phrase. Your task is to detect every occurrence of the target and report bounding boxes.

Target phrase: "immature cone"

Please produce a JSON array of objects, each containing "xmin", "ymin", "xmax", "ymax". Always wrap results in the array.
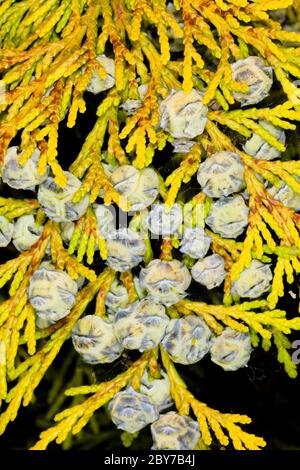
[
  {"xmin": 0, "ymin": 215, "xmax": 14, "ymax": 247},
  {"xmin": 145, "ymin": 203, "xmax": 182, "ymax": 237},
  {"xmin": 231, "ymin": 260, "xmax": 273, "ymax": 299},
  {"xmin": 27, "ymin": 262, "xmax": 78, "ymax": 324},
  {"xmin": 206, "ymin": 195, "xmax": 249, "ymax": 239},
  {"xmin": 231, "ymin": 56, "xmax": 273, "ymax": 106},
  {"xmin": 197, "ymin": 151, "xmax": 245, "ymax": 198},
  {"xmin": 108, "ymin": 388, "xmax": 160, "ymax": 433},
  {"xmin": 139, "ymin": 371, "xmax": 172, "ymax": 410},
  {"xmin": 120, "ymin": 99, "xmax": 143, "ymax": 115},
  {"xmin": 114, "ymin": 300, "xmax": 169, "ymax": 352},
  {"xmin": 191, "ymin": 254, "xmax": 226, "ymax": 289},
  {"xmin": 139, "ymin": 259, "xmax": 191, "ymax": 306},
  {"xmin": 151, "ymin": 412, "xmax": 200, "ymax": 450},
  {"xmin": 171, "ymin": 138, "xmax": 196, "ymax": 154},
  {"xmin": 106, "ymin": 278, "xmax": 145, "ymax": 318},
  {"xmin": 269, "ymin": 178, "xmax": 300, "ymax": 211},
  {"xmin": 210, "ymin": 328, "xmax": 252, "ymax": 371},
  {"xmin": 162, "ymin": 315, "xmax": 212, "ymax": 364},
  {"xmin": 243, "ymin": 120, "xmax": 286, "ymax": 160},
  {"xmin": 60, "ymin": 221, "xmax": 75, "ymax": 243},
  {"xmin": 105, "ymin": 280, "xmax": 129, "ymax": 314},
  {"xmin": 35, "ymin": 317, "xmax": 56, "ymax": 329},
  {"xmin": 38, "ymin": 171, "xmax": 89, "ymax": 222},
  {"xmin": 179, "ymin": 227, "xmax": 211, "ymax": 259},
  {"xmin": 133, "ymin": 276, "xmax": 147, "ymax": 299},
  {"xmin": 86, "ymin": 55, "xmax": 115, "ymax": 94},
  {"xmin": 12, "ymin": 214, "xmax": 43, "ymax": 252},
  {"xmin": 111, "ymin": 165, "xmax": 159, "ymax": 212},
  {"xmin": 72, "ymin": 315, "xmax": 123, "ymax": 364},
  {"xmin": 93, "ymin": 204, "xmax": 116, "ymax": 238},
  {"xmin": 106, "ymin": 228, "xmax": 146, "ymax": 272},
  {"xmin": 159, "ymin": 89, "xmax": 208, "ymax": 139},
  {"xmin": 120, "ymin": 84, "xmax": 148, "ymax": 115},
  {"xmin": 2, "ymin": 147, "xmax": 48, "ymax": 190}
]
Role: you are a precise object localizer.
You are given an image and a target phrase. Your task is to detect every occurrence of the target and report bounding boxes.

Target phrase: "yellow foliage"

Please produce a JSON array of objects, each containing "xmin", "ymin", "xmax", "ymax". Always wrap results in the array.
[
  {"xmin": 0, "ymin": 0, "xmax": 300, "ymax": 452},
  {"xmin": 161, "ymin": 348, "xmax": 266, "ymax": 450},
  {"xmin": 31, "ymin": 351, "xmax": 155, "ymax": 450}
]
